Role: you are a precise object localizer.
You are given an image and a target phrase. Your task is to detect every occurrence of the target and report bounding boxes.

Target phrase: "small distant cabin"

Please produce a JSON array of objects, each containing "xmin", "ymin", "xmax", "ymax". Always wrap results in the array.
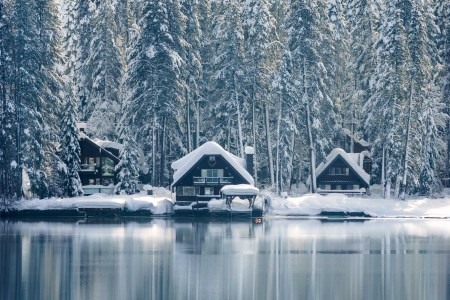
[
  {"xmin": 77, "ymin": 123, "xmax": 122, "ymax": 194},
  {"xmin": 312, "ymin": 148, "xmax": 371, "ymax": 193},
  {"xmin": 171, "ymin": 142, "xmax": 255, "ymax": 207},
  {"xmin": 338, "ymin": 128, "xmax": 371, "ymax": 154}
]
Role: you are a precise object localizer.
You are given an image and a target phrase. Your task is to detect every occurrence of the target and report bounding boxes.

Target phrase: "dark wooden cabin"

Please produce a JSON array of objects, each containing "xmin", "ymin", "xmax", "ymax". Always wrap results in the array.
[
  {"xmin": 78, "ymin": 132, "xmax": 120, "ymax": 187},
  {"xmin": 315, "ymin": 148, "xmax": 370, "ymax": 192},
  {"xmin": 171, "ymin": 142, "xmax": 254, "ymax": 206}
]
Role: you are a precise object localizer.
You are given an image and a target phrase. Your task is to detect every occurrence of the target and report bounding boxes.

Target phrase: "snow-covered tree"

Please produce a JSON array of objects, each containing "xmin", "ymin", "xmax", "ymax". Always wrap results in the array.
[
  {"xmin": 345, "ymin": 0, "xmax": 377, "ymax": 144},
  {"xmin": 365, "ymin": 0, "xmax": 410, "ymax": 198},
  {"xmin": 85, "ymin": 0, "xmax": 122, "ymax": 140},
  {"xmin": 115, "ymin": 130, "xmax": 140, "ymax": 195},
  {"xmin": 287, "ymin": 0, "xmax": 338, "ymax": 193},
  {"xmin": 243, "ymin": 0, "xmax": 279, "ymax": 186},
  {"xmin": 274, "ymin": 52, "xmax": 298, "ymax": 193},
  {"xmin": 182, "ymin": 0, "xmax": 202, "ymax": 152},
  {"xmin": 123, "ymin": 0, "xmax": 186, "ymax": 186},
  {"xmin": 59, "ymin": 93, "xmax": 83, "ymax": 197},
  {"xmin": 7, "ymin": 0, "xmax": 65, "ymax": 198},
  {"xmin": 0, "ymin": 0, "xmax": 19, "ymax": 200}
]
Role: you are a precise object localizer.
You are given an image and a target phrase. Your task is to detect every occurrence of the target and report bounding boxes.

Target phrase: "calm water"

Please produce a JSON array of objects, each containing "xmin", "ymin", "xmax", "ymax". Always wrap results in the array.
[{"xmin": 1, "ymin": 218, "xmax": 450, "ymax": 300}]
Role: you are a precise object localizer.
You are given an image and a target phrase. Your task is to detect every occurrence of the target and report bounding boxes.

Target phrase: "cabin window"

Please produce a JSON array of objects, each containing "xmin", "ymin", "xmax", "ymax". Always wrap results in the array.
[
  {"xmin": 201, "ymin": 169, "xmax": 224, "ymax": 178},
  {"xmin": 208, "ymin": 156, "xmax": 216, "ymax": 167},
  {"xmin": 319, "ymin": 184, "xmax": 331, "ymax": 190},
  {"xmin": 329, "ymin": 167, "xmax": 349, "ymax": 176},
  {"xmin": 176, "ymin": 186, "xmax": 200, "ymax": 196},
  {"xmin": 102, "ymin": 157, "xmax": 115, "ymax": 176},
  {"xmin": 204, "ymin": 187, "xmax": 214, "ymax": 195}
]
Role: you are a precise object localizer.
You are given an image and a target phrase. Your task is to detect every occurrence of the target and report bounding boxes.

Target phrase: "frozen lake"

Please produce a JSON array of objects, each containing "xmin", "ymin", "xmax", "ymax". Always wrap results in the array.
[{"xmin": 1, "ymin": 218, "xmax": 450, "ymax": 300}]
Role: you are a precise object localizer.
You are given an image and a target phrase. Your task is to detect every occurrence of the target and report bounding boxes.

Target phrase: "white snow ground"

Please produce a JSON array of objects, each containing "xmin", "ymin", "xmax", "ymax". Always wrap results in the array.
[
  {"xmin": 7, "ymin": 186, "xmax": 450, "ymax": 218},
  {"xmin": 265, "ymin": 191, "xmax": 450, "ymax": 218},
  {"xmin": 10, "ymin": 187, "xmax": 174, "ymax": 215}
]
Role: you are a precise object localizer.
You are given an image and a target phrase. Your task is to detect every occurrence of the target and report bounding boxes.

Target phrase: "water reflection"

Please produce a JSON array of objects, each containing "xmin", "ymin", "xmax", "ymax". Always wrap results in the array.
[{"xmin": 1, "ymin": 218, "xmax": 450, "ymax": 300}]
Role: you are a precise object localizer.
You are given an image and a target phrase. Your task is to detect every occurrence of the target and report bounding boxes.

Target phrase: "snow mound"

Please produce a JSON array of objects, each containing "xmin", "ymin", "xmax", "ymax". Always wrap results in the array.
[
  {"xmin": 10, "ymin": 190, "xmax": 174, "ymax": 215},
  {"xmin": 267, "ymin": 193, "xmax": 450, "ymax": 218}
]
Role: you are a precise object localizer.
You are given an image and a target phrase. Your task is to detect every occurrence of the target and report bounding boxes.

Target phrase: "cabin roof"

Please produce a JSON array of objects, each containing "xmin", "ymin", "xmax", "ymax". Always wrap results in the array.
[
  {"xmin": 342, "ymin": 128, "xmax": 371, "ymax": 148},
  {"xmin": 316, "ymin": 148, "xmax": 370, "ymax": 185},
  {"xmin": 79, "ymin": 132, "xmax": 120, "ymax": 163},
  {"xmin": 171, "ymin": 141, "xmax": 254, "ymax": 187}
]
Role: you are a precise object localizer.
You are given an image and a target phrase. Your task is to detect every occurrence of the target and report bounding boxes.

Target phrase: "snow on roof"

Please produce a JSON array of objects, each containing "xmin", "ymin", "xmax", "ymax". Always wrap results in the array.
[
  {"xmin": 93, "ymin": 138, "xmax": 123, "ymax": 150},
  {"xmin": 79, "ymin": 132, "xmax": 119, "ymax": 161},
  {"xmin": 342, "ymin": 128, "xmax": 371, "ymax": 148},
  {"xmin": 316, "ymin": 148, "xmax": 370, "ymax": 185},
  {"xmin": 220, "ymin": 184, "xmax": 259, "ymax": 196},
  {"xmin": 171, "ymin": 141, "xmax": 254, "ymax": 187}
]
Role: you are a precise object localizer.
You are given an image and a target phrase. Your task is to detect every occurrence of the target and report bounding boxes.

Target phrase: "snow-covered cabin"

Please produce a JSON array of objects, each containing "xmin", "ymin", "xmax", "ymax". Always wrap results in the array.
[
  {"xmin": 171, "ymin": 142, "xmax": 255, "ymax": 206},
  {"xmin": 338, "ymin": 128, "xmax": 371, "ymax": 154},
  {"xmin": 77, "ymin": 123, "xmax": 122, "ymax": 193},
  {"xmin": 313, "ymin": 148, "xmax": 371, "ymax": 192}
]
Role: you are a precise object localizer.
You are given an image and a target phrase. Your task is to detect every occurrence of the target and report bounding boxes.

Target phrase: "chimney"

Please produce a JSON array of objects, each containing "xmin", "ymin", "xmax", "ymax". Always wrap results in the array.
[
  {"xmin": 77, "ymin": 122, "xmax": 87, "ymax": 133},
  {"xmin": 245, "ymin": 146, "xmax": 255, "ymax": 179}
]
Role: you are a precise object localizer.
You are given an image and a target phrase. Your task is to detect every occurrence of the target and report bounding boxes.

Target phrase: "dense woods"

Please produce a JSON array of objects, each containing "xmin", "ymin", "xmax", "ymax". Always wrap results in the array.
[{"xmin": 0, "ymin": 0, "xmax": 449, "ymax": 200}]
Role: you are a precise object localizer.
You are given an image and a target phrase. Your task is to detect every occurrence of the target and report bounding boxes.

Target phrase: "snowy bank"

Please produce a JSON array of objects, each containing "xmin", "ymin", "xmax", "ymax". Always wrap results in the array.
[
  {"xmin": 6, "ymin": 189, "xmax": 174, "ymax": 215},
  {"xmin": 267, "ymin": 193, "xmax": 450, "ymax": 218}
]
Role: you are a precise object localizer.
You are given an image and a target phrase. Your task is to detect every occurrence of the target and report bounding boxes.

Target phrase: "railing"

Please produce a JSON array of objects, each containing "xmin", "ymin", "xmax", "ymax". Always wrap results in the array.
[
  {"xmin": 80, "ymin": 164, "xmax": 96, "ymax": 172},
  {"xmin": 193, "ymin": 177, "xmax": 233, "ymax": 185}
]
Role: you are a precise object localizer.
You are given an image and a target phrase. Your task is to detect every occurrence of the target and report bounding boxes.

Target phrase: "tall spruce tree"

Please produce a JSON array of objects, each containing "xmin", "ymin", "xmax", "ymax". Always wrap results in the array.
[
  {"xmin": 209, "ymin": 0, "xmax": 246, "ymax": 157},
  {"xmin": 243, "ymin": 0, "xmax": 279, "ymax": 186},
  {"xmin": 364, "ymin": 0, "xmax": 410, "ymax": 198},
  {"xmin": 59, "ymin": 93, "xmax": 83, "ymax": 197},
  {"xmin": 123, "ymin": 0, "xmax": 186, "ymax": 186},
  {"xmin": 0, "ymin": 0, "xmax": 18, "ymax": 200},
  {"xmin": 345, "ymin": 0, "xmax": 376, "ymax": 144},
  {"xmin": 115, "ymin": 129, "xmax": 140, "ymax": 195},
  {"xmin": 86, "ymin": 0, "xmax": 122, "ymax": 140},
  {"xmin": 287, "ymin": 0, "xmax": 337, "ymax": 193}
]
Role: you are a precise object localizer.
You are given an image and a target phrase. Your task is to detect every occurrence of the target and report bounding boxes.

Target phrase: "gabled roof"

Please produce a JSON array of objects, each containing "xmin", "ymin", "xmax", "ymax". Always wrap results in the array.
[
  {"xmin": 171, "ymin": 141, "xmax": 254, "ymax": 187},
  {"xmin": 79, "ymin": 132, "xmax": 120, "ymax": 163},
  {"xmin": 342, "ymin": 128, "xmax": 371, "ymax": 148},
  {"xmin": 315, "ymin": 148, "xmax": 370, "ymax": 185}
]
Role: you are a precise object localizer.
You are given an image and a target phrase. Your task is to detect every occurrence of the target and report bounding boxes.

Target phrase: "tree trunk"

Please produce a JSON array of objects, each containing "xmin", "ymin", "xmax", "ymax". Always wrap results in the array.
[
  {"xmin": 275, "ymin": 93, "xmax": 282, "ymax": 194},
  {"xmin": 152, "ymin": 111, "xmax": 157, "ymax": 186},
  {"xmin": 159, "ymin": 115, "xmax": 166, "ymax": 187},
  {"xmin": 252, "ymin": 77, "xmax": 257, "ymax": 185},
  {"xmin": 400, "ymin": 79, "xmax": 414, "ymax": 200},
  {"xmin": 196, "ymin": 98, "xmax": 200, "ymax": 149},
  {"xmin": 304, "ymin": 62, "xmax": 316, "ymax": 193},
  {"xmin": 264, "ymin": 103, "xmax": 275, "ymax": 186},
  {"xmin": 287, "ymin": 130, "xmax": 296, "ymax": 191},
  {"xmin": 186, "ymin": 88, "xmax": 192, "ymax": 152},
  {"xmin": 234, "ymin": 74, "xmax": 244, "ymax": 158}
]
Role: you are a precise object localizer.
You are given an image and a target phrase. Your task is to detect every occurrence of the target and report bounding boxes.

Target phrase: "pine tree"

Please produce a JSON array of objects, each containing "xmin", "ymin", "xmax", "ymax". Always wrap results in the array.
[
  {"xmin": 287, "ymin": 0, "xmax": 337, "ymax": 193},
  {"xmin": 59, "ymin": 92, "xmax": 83, "ymax": 197},
  {"xmin": 243, "ymin": 0, "xmax": 279, "ymax": 186},
  {"xmin": 345, "ymin": 0, "xmax": 376, "ymax": 144},
  {"xmin": 209, "ymin": 0, "xmax": 246, "ymax": 157},
  {"xmin": 123, "ymin": 0, "xmax": 186, "ymax": 186},
  {"xmin": 9, "ymin": 0, "xmax": 65, "ymax": 198},
  {"xmin": 364, "ymin": 0, "xmax": 410, "ymax": 198},
  {"xmin": 182, "ymin": 0, "xmax": 202, "ymax": 152},
  {"xmin": 115, "ymin": 130, "xmax": 140, "ymax": 195},
  {"xmin": 0, "ymin": 0, "xmax": 18, "ymax": 200},
  {"xmin": 274, "ymin": 51, "xmax": 297, "ymax": 193},
  {"xmin": 85, "ymin": 0, "xmax": 122, "ymax": 140},
  {"xmin": 434, "ymin": 0, "xmax": 450, "ymax": 183}
]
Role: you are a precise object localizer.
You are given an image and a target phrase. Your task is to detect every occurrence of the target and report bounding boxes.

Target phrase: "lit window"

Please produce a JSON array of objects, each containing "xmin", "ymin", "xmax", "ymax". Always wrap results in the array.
[{"xmin": 204, "ymin": 187, "xmax": 214, "ymax": 195}]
